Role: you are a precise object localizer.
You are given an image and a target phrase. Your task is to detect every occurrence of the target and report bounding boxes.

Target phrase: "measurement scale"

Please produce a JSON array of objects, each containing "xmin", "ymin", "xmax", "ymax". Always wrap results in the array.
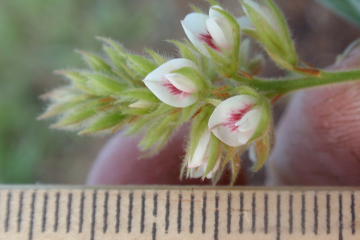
[{"xmin": 0, "ymin": 186, "xmax": 358, "ymax": 240}]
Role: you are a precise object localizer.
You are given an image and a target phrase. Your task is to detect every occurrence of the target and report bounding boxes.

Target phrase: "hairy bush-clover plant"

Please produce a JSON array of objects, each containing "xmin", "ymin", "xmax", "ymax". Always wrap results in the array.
[{"xmin": 40, "ymin": 0, "xmax": 360, "ymax": 185}]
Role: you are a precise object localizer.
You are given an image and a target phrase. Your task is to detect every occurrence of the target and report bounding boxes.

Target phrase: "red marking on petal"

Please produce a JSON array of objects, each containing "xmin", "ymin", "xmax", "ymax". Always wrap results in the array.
[
  {"xmin": 198, "ymin": 31, "xmax": 221, "ymax": 52},
  {"xmin": 224, "ymin": 104, "xmax": 253, "ymax": 132},
  {"xmin": 162, "ymin": 80, "xmax": 189, "ymax": 98}
]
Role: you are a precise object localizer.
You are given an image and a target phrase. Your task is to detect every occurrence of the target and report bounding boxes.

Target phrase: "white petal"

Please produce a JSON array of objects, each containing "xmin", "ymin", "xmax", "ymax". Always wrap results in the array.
[
  {"xmin": 237, "ymin": 129, "xmax": 256, "ymax": 144},
  {"xmin": 209, "ymin": 5, "xmax": 224, "ymax": 19},
  {"xmin": 188, "ymin": 130, "xmax": 211, "ymax": 168},
  {"xmin": 206, "ymin": 18, "xmax": 233, "ymax": 50},
  {"xmin": 165, "ymin": 73, "xmax": 199, "ymax": 93},
  {"xmin": 236, "ymin": 107, "xmax": 261, "ymax": 132},
  {"xmin": 143, "ymin": 80, "xmax": 199, "ymax": 108},
  {"xmin": 189, "ymin": 164, "xmax": 206, "ymax": 178},
  {"xmin": 208, "ymin": 95, "xmax": 258, "ymax": 146},
  {"xmin": 181, "ymin": 13, "xmax": 210, "ymax": 57},
  {"xmin": 248, "ymin": 144, "xmax": 257, "ymax": 163},
  {"xmin": 144, "ymin": 58, "xmax": 198, "ymax": 83},
  {"xmin": 236, "ymin": 16, "xmax": 254, "ymax": 29}
]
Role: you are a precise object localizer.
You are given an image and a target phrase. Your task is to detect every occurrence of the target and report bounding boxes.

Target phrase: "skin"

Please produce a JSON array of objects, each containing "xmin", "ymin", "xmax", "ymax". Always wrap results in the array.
[{"xmin": 87, "ymin": 44, "xmax": 360, "ymax": 186}]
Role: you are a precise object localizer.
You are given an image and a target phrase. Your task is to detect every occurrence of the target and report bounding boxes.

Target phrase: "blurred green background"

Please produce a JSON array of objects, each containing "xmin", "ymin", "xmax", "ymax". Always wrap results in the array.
[{"xmin": 0, "ymin": 0, "xmax": 359, "ymax": 184}]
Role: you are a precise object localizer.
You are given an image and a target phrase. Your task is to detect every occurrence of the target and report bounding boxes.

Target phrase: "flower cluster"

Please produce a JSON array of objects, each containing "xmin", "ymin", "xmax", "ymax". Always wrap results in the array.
[{"xmin": 40, "ymin": 0, "xmax": 360, "ymax": 184}]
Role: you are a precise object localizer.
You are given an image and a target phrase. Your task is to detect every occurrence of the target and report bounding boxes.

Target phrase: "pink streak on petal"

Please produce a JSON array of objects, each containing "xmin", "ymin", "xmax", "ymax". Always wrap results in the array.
[
  {"xmin": 224, "ymin": 104, "xmax": 253, "ymax": 132},
  {"xmin": 198, "ymin": 30, "xmax": 221, "ymax": 52},
  {"xmin": 162, "ymin": 80, "xmax": 190, "ymax": 98}
]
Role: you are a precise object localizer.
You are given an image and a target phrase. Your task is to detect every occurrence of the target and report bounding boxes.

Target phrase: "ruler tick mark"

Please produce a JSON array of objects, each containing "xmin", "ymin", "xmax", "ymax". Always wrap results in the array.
[
  {"xmin": 165, "ymin": 191, "xmax": 170, "ymax": 234},
  {"xmin": 289, "ymin": 194, "xmax": 293, "ymax": 234},
  {"xmin": 140, "ymin": 193, "xmax": 145, "ymax": 233},
  {"xmin": 326, "ymin": 193, "xmax": 331, "ymax": 234},
  {"xmin": 351, "ymin": 192, "xmax": 355, "ymax": 235},
  {"xmin": 214, "ymin": 193, "xmax": 219, "ymax": 240},
  {"xmin": 66, "ymin": 193, "xmax": 72, "ymax": 233},
  {"xmin": 301, "ymin": 194, "xmax": 305, "ymax": 235},
  {"xmin": 190, "ymin": 193, "xmax": 194, "ymax": 233},
  {"xmin": 339, "ymin": 193, "xmax": 343, "ymax": 240},
  {"xmin": 252, "ymin": 192, "xmax": 256, "ymax": 234},
  {"xmin": 17, "ymin": 191, "xmax": 24, "ymax": 232},
  {"xmin": 128, "ymin": 192, "xmax": 133, "ymax": 233},
  {"xmin": 103, "ymin": 191, "xmax": 109, "ymax": 234},
  {"xmin": 115, "ymin": 192, "xmax": 121, "ymax": 233},
  {"xmin": 90, "ymin": 190, "xmax": 97, "ymax": 240},
  {"xmin": 79, "ymin": 191, "xmax": 85, "ymax": 233},
  {"xmin": 314, "ymin": 194, "xmax": 318, "ymax": 235},
  {"xmin": 29, "ymin": 192, "xmax": 36, "ymax": 240},
  {"xmin": 54, "ymin": 192, "xmax": 60, "ymax": 232},
  {"xmin": 42, "ymin": 192, "xmax": 48, "ymax": 232},
  {"xmin": 276, "ymin": 194, "xmax": 281, "ymax": 240},
  {"xmin": 264, "ymin": 193, "xmax": 268, "ymax": 234},
  {"xmin": 177, "ymin": 193, "xmax": 182, "ymax": 234},
  {"xmin": 152, "ymin": 222, "xmax": 157, "ymax": 240},
  {"xmin": 202, "ymin": 192, "xmax": 207, "ymax": 234},
  {"xmin": 153, "ymin": 192, "xmax": 158, "ymax": 217},
  {"xmin": 227, "ymin": 193, "xmax": 231, "ymax": 234},
  {"xmin": 239, "ymin": 192, "xmax": 244, "ymax": 234},
  {"xmin": 5, "ymin": 192, "xmax": 11, "ymax": 232}
]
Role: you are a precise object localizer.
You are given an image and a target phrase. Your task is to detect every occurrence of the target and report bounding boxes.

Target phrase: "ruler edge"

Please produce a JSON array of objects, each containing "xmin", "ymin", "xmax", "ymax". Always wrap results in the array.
[{"xmin": 0, "ymin": 185, "xmax": 359, "ymax": 191}]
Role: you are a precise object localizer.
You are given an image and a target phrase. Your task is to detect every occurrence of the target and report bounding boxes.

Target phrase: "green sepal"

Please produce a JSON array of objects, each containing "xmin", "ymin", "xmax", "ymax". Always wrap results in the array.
[
  {"xmin": 145, "ymin": 103, "xmax": 176, "ymax": 119},
  {"xmin": 247, "ymin": 97, "xmax": 271, "ymax": 143},
  {"xmin": 230, "ymin": 154, "xmax": 241, "ymax": 185},
  {"xmin": 203, "ymin": 133, "xmax": 222, "ymax": 178},
  {"xmin": 79, "ymin": 111, "xmax": 127, "ymax": 135},
  {"xmin": 167, "ymin": 40, "xmax": 198, "ymax": 65},
  {"xmin": 55, "ymin": 70, "xmax": 88, "ymax": 86},
  {"xmin": 242, "ymin": 0, "xmax": 298, "ymax": 67},
  {"xmin": 251, "ymin": 133, "xmax": 271, "ymax": 171},
  {"xmin": 96, "ymin": 36, "xmax": 126, "ymax": 54},
  {"xmin": 171, "ymin": 66, "xmax": 210, "ymax": 90},
  {"xmin": 221, "ymin": 146, "xmax": 238, "ymax": 167},
  {"xmin": 234, "ymin": 86, "xmax": 260, "ymax": 98},
  {"xmin": 145, "ymin": 49, "xmax": 167, "ymax": 65},
  {"xmin": 140, "ymin": 126, "xmax": 173, "ymax": 157},
  {"xmin": 204, "ymin": 44, "xmax": 231, "ymax": 67},
  {"xmin": 83, "ymin": 73, "xmax": 127, "ymax": 94},
  {"xmin": 125, "ymin": 54, "xmax": 158, "ymax": 75},
  {"xmin": 50, "ymin": 108, "xmax": 98, "ymax": 128},
  {"xmin": 103, "ymin": 46, "xmax": 133, "ymax": 81},
  {"xmin": 125, "ymin": 117, "xmax": 149, "ymax": 135},
  {"xmin": 121, "ymin": 107, "xmax": 153, "ymax": 115},
  {"xmin": 190, "ymin": 4, "xmax": 203, "ymax": 13},
  {"xmin": 38, "ymin": 96, "xmax": 93, "ymax": 119},
  {"xmin": 139, "ymin": 113, "xmax": 179, "ymax": 151},
  {"xmin": 75, "ymin": 50, "xmax": 112, "ymax": 73},
  {"xmin": 115, "ymin": 88, "xmax": 160, "ymax": 103},
  {"xmin": 180, "ymin": 101, "xmax": 200, "ymax": 123},
  {"xmin": 206, "ymin": 0, "xmax": 220, "ymax": 6}
]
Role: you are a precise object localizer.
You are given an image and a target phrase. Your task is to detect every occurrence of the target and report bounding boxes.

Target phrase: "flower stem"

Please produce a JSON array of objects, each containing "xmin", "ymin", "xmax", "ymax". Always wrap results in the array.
[{"xmin": 232, "ymin": 70, "xmax": 360, "ymax": 95}]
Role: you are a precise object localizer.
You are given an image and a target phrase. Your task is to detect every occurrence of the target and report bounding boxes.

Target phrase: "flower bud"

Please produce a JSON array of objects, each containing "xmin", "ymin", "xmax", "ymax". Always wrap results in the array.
[
  {"xmin": 208, "ymin": 94, "xmax": 270, "ymax": 147},
  {"xmin": 187, "ymin": 129, "xmax": 221, "ymax": 179},
  {"xmin": 181, "ymin": 6, "xmax": 239, "ymax": 58},
  {"xmin": 143, "ymin": 59, "xmax": 200, "ymax": 108},
  {"xmin": 241, "ymin": 0, "xmax": 298, "ymax": 70}
]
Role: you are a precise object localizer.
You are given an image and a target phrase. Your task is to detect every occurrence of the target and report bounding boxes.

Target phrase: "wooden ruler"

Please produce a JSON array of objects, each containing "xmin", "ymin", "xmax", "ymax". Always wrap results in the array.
[{"xmin": 0, "ymin": 186, "xmax": 359, "ymax": 240}]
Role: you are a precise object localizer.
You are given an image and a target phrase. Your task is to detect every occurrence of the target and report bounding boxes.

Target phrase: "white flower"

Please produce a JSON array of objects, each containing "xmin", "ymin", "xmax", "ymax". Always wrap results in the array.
[
  {"xmin": 143, "ymin": 59, "xmax": 200, "ymax": 108},
  {"xmin": 208, "ymin": 95, "xmax": 261, "ymax": 147},
  {"xmin": 181, "ymin": 6, "xmax": 234, "ymax": 57},
  {"xmin": 187, "ymin": 129, "xmax": 220, "ymax": 179}
]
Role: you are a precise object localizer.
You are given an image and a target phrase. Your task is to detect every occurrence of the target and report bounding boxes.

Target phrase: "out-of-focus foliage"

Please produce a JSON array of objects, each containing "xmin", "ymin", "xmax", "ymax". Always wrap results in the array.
[
  {"xmin": 317, "ymin": 0, "xmax": 360, "ymax": 27},
  {"xmin": 0, "ymin": 0, "xmax": 178, "ymax": 183}
]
